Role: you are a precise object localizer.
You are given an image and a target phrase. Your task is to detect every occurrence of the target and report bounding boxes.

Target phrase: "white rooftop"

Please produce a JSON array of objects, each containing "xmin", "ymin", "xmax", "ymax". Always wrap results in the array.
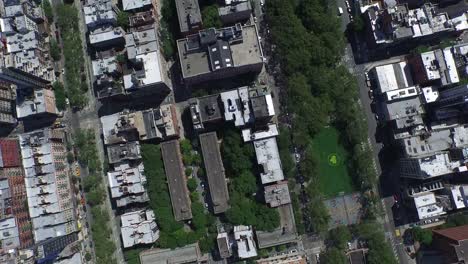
[
  {"xmin": 220, "ymin": 87, "xmax": 252, "ymax": 127},
  {"xmin": 253, "ymin": 137, "xmax": 284, "ymax": 184},
  {"xmin": 108, "ymin": 162, "xmax": 147, "ymax": 198},
  {"xmin": 92, "ymin": 56, "xmax": 118, "ymax": 77},
  {"xmin": 385, "ymin": 86, "xmax": 418, "ymax": 102},
  {"xmin": 234, "ymin": 225, "xmax": 257, "ymax": 259},
  {"xmin": 450, "ymin": 185, "xmax": 468, "ymax": 209},
  {"xmin": 242, "ymin": 123, "xmax": 278, "ymax": 142},
  {"xmin": 442, "ymin": 47, "xmax": 460, "ymax": 84},
  {"xmin": 420, "ymin": 51, "xmax": 441, "ymax": 80},
  {"xmin": 413, "ymin": 192, "xmax": 446, "ymax": 220},
  {"xmin": 121, "ymin": 210, "xmax": 159, "ymax": 248},
  {"xmin": 417, "ymin": 152, "xmax": 462, "ymax": 178},
  {"xmin": 122, "ymin": 0, "xmax": 151, "ymax": 11},
  {"xmin": 422, "ymin": 86, "xmax": 439, "ymax": 103},
  {"xmin": 123, "ymin": 51, "xmax": 163, "ymax": 90},
  {"xmin": 89, "ymin": 27, "xmax": 124, "ymax": 45},
  {"xmin": 374, "ymin": 61, "xmax": 413, "ymax": 93}
]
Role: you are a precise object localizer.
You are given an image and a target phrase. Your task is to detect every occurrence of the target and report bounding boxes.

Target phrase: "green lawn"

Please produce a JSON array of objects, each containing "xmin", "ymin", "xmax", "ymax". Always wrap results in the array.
[{"xmin": 311, "ymin": 127, "xmax": 355, "ymax": 198}]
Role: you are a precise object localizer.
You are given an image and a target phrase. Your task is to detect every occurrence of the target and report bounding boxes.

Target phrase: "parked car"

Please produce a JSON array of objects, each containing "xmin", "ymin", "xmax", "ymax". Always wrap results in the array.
[
  {"xmin": 368, "ymin": 90, "xmax": 374, "ymax": 100},
  {"xmin": 338, "ymin": 7, "xmax": 344, "ymax": 16}
]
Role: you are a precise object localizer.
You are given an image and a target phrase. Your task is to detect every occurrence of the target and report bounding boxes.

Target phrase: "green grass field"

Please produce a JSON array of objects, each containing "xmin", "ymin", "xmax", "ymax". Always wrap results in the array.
[{"xmin": 311, "ymin": 127, "xmax": 355, "ymax": 198}]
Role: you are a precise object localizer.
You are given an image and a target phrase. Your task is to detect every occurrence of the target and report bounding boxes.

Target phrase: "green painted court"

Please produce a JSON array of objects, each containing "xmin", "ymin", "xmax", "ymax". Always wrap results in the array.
[{"xmin": 311, "ymin": 127, "xmax": 355, "ymax": 198}]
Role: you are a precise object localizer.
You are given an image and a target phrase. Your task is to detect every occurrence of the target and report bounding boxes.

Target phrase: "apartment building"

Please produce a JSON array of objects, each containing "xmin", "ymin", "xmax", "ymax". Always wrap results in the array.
[
  {"xmin": 177, "ymin": 24, "xmax": 263, "ymax": 85},
  {"xmin": 18, "ymin": 129, "xmax": 77, "ymax": 247}
]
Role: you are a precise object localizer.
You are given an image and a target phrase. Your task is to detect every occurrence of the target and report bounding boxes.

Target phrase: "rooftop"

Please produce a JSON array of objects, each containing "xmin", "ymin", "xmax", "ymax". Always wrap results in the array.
[
  {"xmin": 366, "ymin": 3, "xmax": 454, "ymax": 45},
  {"xmin": 199, "ymin": 132, "xmax": 229, "ymax": 214},
  {"xmin": 139, "ymin": 243, "xmax": 206, "ymax": 264},
  {"xmin": 16, "ymin": 88, "xmax": 57, "ymax": 118},
  {"xmin": 401, "ymin": 152, "xmax": 463, "ymax": 179},
  {"xmin": 18, "ymin": 129, "xmax": 76, "ymax": 243},
  {"xmin": 175, "ymin": 0, "xmax": 202, "ymax": 34},
  {"xmin": 107, "ymin": 141, "xmax": 142, "ymax": 164},
  {"xmin": 160, "ymin": 140, "xmax": 192, "ymax": 221},
  {"xmin": 234, "ymin": 225, "xmax": 257, "ymax": 259},
  {"xmin": 101, "ymin": 106, "xmax": 178, "ymax": 145},
  {"xmin": 242, "ymin": 123, "xmax": 279, "ymax": 142},
  {"xmin": 92, "ymin": 56, "xmax": 118, "ymax": 77},
  {"xmin": 120, "ymin": 209, "xmax": 159, "ymax": 248},
  {"xmin": 413, "ymin": 192, "xmax": 446, "ymax": 220},
  {"xmin": 384, "ymin": 86, "xmax": 419, "ymax": 102},
  {"xmin": 264, "ymin": 181, "xmax": 291, "ymax": 207},
  {"xmin": 123, "ymin": 51, "xmax": 164, "ymax": 90},
  {"xmin": 129, "ymin": 11, "xmax": 154, "ymax": 28},
  {"xmin": 373, "ymin": 61, "xmax": 413, "ymax": 93},
  {"xmin": 122, "ymin": 0, "xmax": 151, "ymax": 11},
  {"xmin": 256, "ymin": 252, "xmax": 306, "ymax": 264},
  {"xmin": 0, "ymin": 217, "xmax": 20, "ymax": 250},
  {"xmin": 89, "ymin": 26, "xmax": 124, "ymax": 46},
  {"xmin": 0, "ymin": 139, "xmax": 20, "ymax": 167},
  {"xmin": 217, "ymin": 232, "xmax": 232, "ymax": 258},
  {"xmin": 253, "ymin": 137, "xmax": 284, "ymax": 184},
  {"xmin": 189, "ymin": 94, "xmax": 223, "ymax": 130},
  {"xmin": 449, "ymin": 185, "xmax": 468, "ymax": 210},
  {"xmin": 401, "ymin": 124, "xmax": 468, "ymax": 157},
  {"xmin": 108, "ymin": 162, "xmax": 149, "ymax": 207},
  {"xmin": 83, "ymin": 0, "xmax": 116, "ymax": 29},
  {"xmin": 125, "ymin": 27, "xmax": 158, "ymax": 61},
  {"xmin": 250, "ymin": 94, "xmax": 275, "ymax": 120},
  {"xmin": 219, "ymin": 1, "xmax": 251, "ymax": 16},
  {"xmin": 177, "ymin": 24, "xmax": 262, "ymax": 80},
  {"xmin": 220, "ymin": 87, "xmax": 252, "ymax": 127},
  {"xmin": 382, "ymin": 95, "xmax": 424, "ymax": 129}
]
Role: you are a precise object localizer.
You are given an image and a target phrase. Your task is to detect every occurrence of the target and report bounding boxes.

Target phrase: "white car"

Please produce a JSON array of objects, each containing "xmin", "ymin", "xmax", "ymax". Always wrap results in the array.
[
  {"xmin": 338, "ymin": 7, "xmax": 344, "ymax": 16},
  {"xmin": 345, "ymin": 0, "xmax": 350, "ymax": 8}
]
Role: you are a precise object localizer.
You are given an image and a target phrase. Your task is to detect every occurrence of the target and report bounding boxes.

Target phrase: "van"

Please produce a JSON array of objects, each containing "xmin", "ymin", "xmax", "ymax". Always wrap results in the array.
[{"xmin": 338, "ymin": 7, "xmax": 344, "ymax": 15}]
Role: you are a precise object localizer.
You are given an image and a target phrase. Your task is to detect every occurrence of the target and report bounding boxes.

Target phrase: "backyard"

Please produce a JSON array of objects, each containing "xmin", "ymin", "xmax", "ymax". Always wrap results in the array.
[{"xmin": 311, "ymin": 127, "xmax": 355, "ymax": 198}]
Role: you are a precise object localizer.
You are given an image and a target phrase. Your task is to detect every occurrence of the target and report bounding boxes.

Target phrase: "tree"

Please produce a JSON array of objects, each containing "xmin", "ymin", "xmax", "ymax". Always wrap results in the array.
[
  {"xmin": 352, "ymin": 15, "xmax": 365, "ymax": 32},
  {"xmin": 67, "ymin": 152, "xmax": 74, "ymax": 164},
  {"xmin": 321, "ymin": 248, "xmax": 347, "ymax": 264},
  {"xmin": 411, "ymin": 227, "xmax": 433, "ymax": 246},
  {"xmin": 85, "ymin": 252, "xmax": 92, "ymax": 261},
  {"xmin": 202, "ymin": 5, "xmax": 222, "ymax": 28},
  {"xmin": 116, "ymin": 54, "xmax": 126, "ymax": 64},
  {"xmin": 328, "ymin": 226, "xmax": 352, "ymax": 250},
  {"xmin": 87, "ymin": 186, "xmax": 104, "ymax": 206},
  {"xmin": 52, "ymin": 81, "xmax": 66, "ymax": 111},
  {"xmin": 187, "ymin": 178, "xmax": 197, "ymax": 192},
  {"xmin": 42, "ymin": 0, "xmax": 54, "ymax": 22},
  {"xmin": 49, "ymin": 39, "xmax": 61, "ymax": 61},
  {"xmin": 117, "ymin": 11, "xmax": 130, "ymax": 30}
]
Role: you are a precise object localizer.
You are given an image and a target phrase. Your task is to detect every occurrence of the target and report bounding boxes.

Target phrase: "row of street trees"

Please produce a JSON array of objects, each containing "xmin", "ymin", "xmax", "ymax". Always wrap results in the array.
[
  {"xmin": 74, "ymin": 129, "xmax": 117, "ymax": 264},
  {"xmin": 56, "ymin": 4, "xmax": 88, "ymax": 108}
]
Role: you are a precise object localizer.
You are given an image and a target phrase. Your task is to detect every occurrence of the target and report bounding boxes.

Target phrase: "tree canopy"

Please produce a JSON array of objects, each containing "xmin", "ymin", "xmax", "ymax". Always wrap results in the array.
[
  {"xmin": 221, "ymin": 127, "xmax": 280, "ymax": 231},
  {"xmin": 411, "ymin": 227, "xmax": 433, "ymax": 246},
  {"xmin": 201, "ymin": 5, "xmax": 222, "ymax": 29}
]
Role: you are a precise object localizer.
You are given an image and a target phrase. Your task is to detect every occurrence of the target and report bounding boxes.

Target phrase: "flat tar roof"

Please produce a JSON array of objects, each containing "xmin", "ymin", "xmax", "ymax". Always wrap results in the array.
[
  {"xmin": 160, "ymin": 140, "xmax": 192, "ymax": 221},
  {"xmin": 140, "ymin": 243, "xmax": 203, "ymax": 264},
  {"xmin": 199, "ymin": 132, "xmax": 229, "ymax": 214}
]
